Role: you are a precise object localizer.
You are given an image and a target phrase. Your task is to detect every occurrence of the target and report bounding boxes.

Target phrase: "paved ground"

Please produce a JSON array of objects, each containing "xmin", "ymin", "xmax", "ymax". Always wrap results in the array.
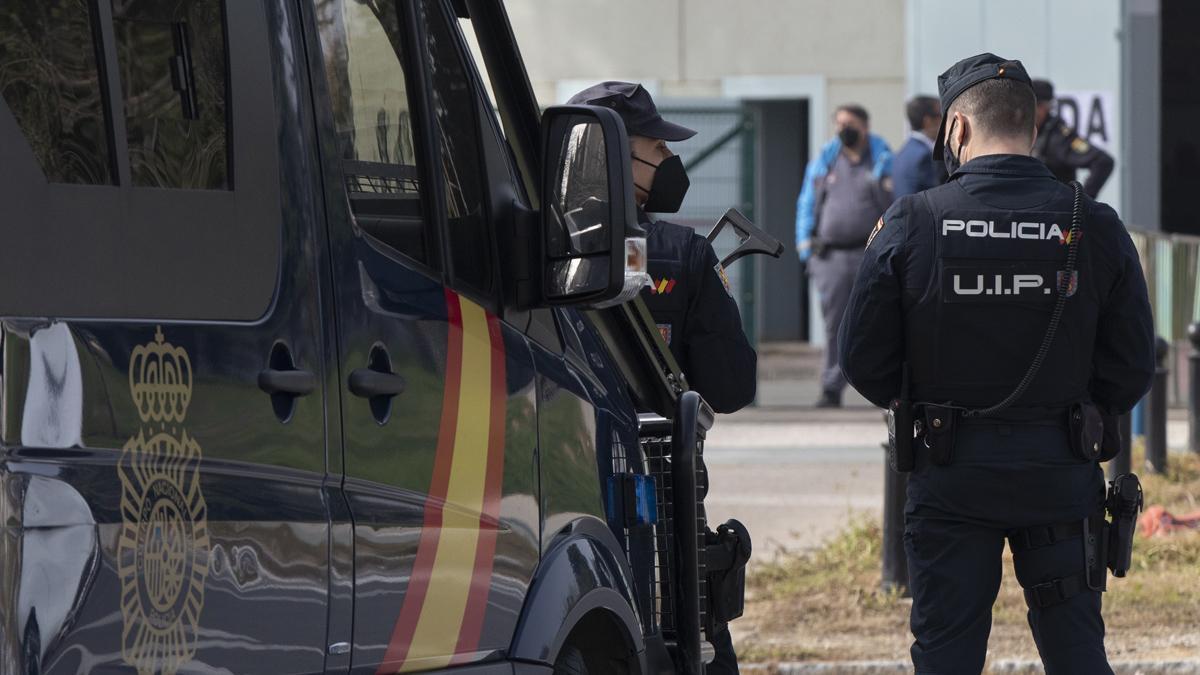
[{"xmin": 702, "ymin": 342, "xmax": 1194, "ymax": 561}]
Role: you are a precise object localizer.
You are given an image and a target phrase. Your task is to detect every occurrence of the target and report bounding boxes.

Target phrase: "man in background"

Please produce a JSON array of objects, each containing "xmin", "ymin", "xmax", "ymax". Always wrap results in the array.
[
  {"xmin": 1033, "ymin": 78, "xmax": 1115, "ymax": 198},
  {"xmin": 892, "ymin": 95, "xmax": 941, "ymax": 198},
  {"xmin": 795, "ymin": 104, "xmax": 892, "ymax": 408}
]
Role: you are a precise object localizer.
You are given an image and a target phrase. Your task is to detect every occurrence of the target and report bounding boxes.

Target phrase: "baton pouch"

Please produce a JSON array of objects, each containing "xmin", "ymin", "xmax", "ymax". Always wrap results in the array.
[
  {"xmin": 1099, "ymin": 414, "xmax": 1122, "ymax": 462},
  {"xmin": 1068, "ymin": 402, "xmax": 1104, "ymax": 462},
  {"xmin": 886, "ymin": 399, "xmax": 915, "ymax": 473},
  {"xmin": 923, "ymin": 405, "xmax": 957, "ymax": 466},
  {"xmin": 704, "ymin": 519, "xmax": 751, "ymax": 633},
  {"xmin": 1084, "ymin": 509, "xmax": 1108, "ymax": 592}
]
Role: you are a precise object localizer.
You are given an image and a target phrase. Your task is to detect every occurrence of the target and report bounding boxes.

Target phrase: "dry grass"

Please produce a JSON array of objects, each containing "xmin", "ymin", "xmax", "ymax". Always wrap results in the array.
[{"xmin": 736, "ymin": 447, "xmax": 1200, "ymax": 664}]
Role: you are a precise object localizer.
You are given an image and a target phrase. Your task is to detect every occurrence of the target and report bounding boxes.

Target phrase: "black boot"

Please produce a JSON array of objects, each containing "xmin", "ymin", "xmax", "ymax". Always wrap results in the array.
[{"xmin": 815, "ymin": 389, "xmax": 842, "ymax": 408}]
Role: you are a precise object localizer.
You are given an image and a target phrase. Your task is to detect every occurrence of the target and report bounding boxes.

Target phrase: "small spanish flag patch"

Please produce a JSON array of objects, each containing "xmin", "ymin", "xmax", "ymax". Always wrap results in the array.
[{"xmin": 866, "ymin": 217, "xmax": 885, "ymax": 248}]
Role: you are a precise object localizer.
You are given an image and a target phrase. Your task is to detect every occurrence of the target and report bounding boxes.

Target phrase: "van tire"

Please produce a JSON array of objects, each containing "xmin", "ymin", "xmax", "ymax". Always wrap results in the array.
[{"xmin": 552, "ymin": 644, "xmax": 589, "ymax": 675}]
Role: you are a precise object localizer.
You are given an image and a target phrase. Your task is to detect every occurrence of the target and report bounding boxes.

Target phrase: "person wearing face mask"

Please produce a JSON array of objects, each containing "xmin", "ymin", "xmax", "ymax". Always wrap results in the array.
[
  {"xmin": 568, "ymin": 82, "xmax": 757, "ymax": 415},
  {"xmin": 795, "ymin": 104, "xmax": 894, "ymax": 408},
  {"xmin": 568, "ymin": 81, "xmax": 755, "ymax": 675},
  {"xmin": 838, "ymin": 53, "xmax": 1154, "ymax": 674}
]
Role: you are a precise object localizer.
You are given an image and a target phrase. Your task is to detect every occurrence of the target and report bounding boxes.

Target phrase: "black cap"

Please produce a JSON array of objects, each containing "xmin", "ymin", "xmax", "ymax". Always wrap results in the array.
[
  {"xmin": 567, "ymin": 81, "xmax": 697, "ymax": 142},
  {"xmin": 932, "ymin": 53, "xmax": 1034, "ymax": 161},
  {"xmin": 1031, "ymin": 79, "xmax": 1055, "ymax": 102}
]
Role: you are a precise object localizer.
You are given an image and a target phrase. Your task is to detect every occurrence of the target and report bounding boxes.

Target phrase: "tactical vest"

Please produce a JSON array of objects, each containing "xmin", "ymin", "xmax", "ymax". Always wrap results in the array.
[{"xmin": 904, "ymin": 181, "xmax": 1102, "ymax": 407}]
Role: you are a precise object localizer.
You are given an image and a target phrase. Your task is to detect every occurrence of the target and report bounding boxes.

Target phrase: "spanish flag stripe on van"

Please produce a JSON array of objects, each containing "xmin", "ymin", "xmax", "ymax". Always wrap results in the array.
[
  {"xmin": 453, "ymin": 314, "xmax": 507, "ymax": 658},
  {"xmin": 376, "ymin": 291, "xmax": 508, "ymax": 674}
]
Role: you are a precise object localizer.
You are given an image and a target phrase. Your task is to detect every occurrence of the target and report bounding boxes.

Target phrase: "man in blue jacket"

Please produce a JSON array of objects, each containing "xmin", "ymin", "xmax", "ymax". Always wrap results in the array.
[
  {"xmin": 795, "ymin": 104, "xmax": 893, "ymax": 407},
  {"xmin": 892, "ymin": 95, "xmax": 941, "ymax": 198}
]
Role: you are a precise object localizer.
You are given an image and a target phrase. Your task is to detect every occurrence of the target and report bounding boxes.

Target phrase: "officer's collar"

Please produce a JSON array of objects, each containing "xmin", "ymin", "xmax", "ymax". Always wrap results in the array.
[{"xmin": 950, "ymin": 153, "xmax": 1056, "ymax": 180}]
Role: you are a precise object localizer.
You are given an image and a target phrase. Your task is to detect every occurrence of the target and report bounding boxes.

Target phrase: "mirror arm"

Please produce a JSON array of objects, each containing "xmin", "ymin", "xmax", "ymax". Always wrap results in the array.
[{"xmin": 512, "ymin": 202, "xmax": 541, "ymax": 309}]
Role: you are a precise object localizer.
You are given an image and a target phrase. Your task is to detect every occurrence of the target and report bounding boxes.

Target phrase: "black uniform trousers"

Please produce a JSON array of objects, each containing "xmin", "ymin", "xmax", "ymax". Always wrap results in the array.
[{"xmin": 904, "ymin": 421, "xmax": 1113, "ymax": 675}]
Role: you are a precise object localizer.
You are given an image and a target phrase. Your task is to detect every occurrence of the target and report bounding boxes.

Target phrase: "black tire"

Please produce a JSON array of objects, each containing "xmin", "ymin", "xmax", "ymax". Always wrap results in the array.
[{"xmin": 553, "ymin": 644, "xmax": 589, "ymax": 675}]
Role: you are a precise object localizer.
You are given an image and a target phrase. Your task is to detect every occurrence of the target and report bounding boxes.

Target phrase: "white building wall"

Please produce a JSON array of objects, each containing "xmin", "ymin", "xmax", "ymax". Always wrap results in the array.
[
  {"xmin": 907, "ymin": 0, "xmax": 1124, "ymax": 212},
  {"xmin": 505, "ymin": 0, "xmax": 910, "ymax": 151}
]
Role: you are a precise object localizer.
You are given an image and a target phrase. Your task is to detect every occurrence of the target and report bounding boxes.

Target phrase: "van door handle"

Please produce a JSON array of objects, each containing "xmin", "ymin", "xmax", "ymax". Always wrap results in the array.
[
  {"xmin": 348, "ymin": 369, "xmax": 406, "ymax": 398},
  {"xmin": 258, "ymin": 369, "xmax": 317, "ymax": 396}
]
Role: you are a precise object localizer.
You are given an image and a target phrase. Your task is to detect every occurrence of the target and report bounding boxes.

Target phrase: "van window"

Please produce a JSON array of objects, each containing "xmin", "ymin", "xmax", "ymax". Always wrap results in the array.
[
  {"xmin": 315, "ymin": 0, "xmax": 432, "ymax": 267},
  {"xmin": 419, "ymin": 0, "xmax": 493, "ymax": 295},
  {"xmin": 112, "ymin": 0, "xmax": 230, "ymax": 189},
  {"xmin": 0, "ymin": 0, "xmax": 114, "ymax": 184},
  {"xmin": 0, "ymin": 0, "xmax": 280, "ymax": 321}
]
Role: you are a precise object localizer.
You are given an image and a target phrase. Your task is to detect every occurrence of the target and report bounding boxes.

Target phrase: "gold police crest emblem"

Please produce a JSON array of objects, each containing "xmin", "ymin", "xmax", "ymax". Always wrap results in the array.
[{"xmin": 117, "ymin": 327, "xmax": 209, "ymax": 675}]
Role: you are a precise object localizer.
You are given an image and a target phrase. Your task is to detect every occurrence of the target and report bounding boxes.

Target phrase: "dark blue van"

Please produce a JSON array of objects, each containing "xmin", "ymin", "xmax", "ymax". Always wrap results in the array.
[{"xmin": 0, "ymin": 1, "xmax": 717, "ymax": 673}]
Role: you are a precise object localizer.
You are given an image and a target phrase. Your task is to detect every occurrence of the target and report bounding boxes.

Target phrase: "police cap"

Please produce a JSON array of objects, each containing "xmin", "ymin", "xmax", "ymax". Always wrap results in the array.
[
  {"xmin": 1031, "ymin": 79, "xmax": 1055, "ymax": 103},
  {"xmin": 932, "ymin": 53, "xmax": 1033, "ymax": 160},
  {"xmin": 567, "ymin": 81, "xmax": 697, "ymax": 141}
]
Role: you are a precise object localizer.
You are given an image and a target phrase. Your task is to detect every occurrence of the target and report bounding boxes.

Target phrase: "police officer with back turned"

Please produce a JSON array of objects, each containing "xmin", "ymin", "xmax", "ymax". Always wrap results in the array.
[
  {"xmin": 569, "ymin": 81, "xmax": 756, "ymax": 674},
  {"xmin": 839, "ymin": 54, "xmax": 1154, "ymax": 674}
]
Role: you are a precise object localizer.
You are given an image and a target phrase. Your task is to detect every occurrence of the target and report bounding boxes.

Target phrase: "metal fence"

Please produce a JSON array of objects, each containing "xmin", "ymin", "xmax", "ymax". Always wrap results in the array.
[
  {"xmin": 657, "ymin": 106, "xmax": 758, "ymax": 343},
  {"xmin": 1130, "ymin": 229, "xmax": 1200, "ymax": 404}
]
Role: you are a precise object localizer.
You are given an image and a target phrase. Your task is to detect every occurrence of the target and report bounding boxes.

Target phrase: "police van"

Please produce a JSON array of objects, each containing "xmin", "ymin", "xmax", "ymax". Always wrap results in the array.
[{"xmin": 0, "ymin": 1, "xmax": 723, "ymax": 673}]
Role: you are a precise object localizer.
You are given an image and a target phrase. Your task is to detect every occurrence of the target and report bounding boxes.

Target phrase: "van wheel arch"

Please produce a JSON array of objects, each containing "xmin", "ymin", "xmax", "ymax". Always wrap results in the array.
[{"xmin": 552, "ymin": 609, "xmax": 640, "ymax": 675}]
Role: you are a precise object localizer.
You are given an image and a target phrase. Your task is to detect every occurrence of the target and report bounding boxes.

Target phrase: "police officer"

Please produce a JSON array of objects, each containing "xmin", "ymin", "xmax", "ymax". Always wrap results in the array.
[
  {"xmin": 569, "ymin": 82, "xmax": 755, "ymax": 674},
  {"xmin": 1032, "ymin": 79, "xmax": 1115, "ymax": 198},
  {"xmin": 838, "ymin": 54, "xmax": 1154, "ymax": 674},
  {"xmin": 568, "ymin": 82, "xmax": 757, "ymax": 414}
]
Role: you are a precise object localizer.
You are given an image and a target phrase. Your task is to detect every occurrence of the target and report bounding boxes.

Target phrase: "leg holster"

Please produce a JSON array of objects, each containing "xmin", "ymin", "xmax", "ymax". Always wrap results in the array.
[
  {"xmin": 704, "ymin": 519, "xmax": 752, "ymax": 635},
  {"xmin": 1008, "ymin": 509, "xmax": 1108, "ymax": 608}
]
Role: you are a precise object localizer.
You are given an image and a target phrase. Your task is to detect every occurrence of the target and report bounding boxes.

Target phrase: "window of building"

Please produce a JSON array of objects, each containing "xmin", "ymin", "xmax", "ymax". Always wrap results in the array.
[
  {"xmin": 112, "ymin": 0, "xmax": 230, "ymax": 189},
  {"xmin": 0, "ymin": 0, "xmax": 114, "ymax": 184},
  {"xmin": 316, "ymin": 0, "xmax": 432, "ymax": 267}
]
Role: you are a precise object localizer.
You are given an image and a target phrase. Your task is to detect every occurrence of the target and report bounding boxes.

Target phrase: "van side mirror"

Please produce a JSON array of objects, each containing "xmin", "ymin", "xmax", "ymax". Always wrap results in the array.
[{"xmin": 540, "ymin": 105, "xmax": 648, "ymax": 307}]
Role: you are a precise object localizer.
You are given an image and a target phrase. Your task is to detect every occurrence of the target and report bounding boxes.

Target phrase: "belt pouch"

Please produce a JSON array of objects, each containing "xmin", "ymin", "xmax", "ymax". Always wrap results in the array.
[
  {"xmin": 923, "ymin": 405, "xmax": 957, "ymax": 466},
  {"xmin": 1068, "ymin": 402, "xmax": 1104, "ymax": 461}
]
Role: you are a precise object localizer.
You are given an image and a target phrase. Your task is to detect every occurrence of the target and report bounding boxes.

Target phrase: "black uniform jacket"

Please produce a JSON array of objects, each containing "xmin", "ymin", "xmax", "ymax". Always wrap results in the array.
[
  {"xmin": 1034, "ymin": 115, "xmax": 1115, "ymax": 198},
  {"xmin": 641, "ymin": 216, "xmax": 757, "ymax": 413},
  {"xmin": 838, "ymin": 154, "xmax": 1153, "ymax": 415}
]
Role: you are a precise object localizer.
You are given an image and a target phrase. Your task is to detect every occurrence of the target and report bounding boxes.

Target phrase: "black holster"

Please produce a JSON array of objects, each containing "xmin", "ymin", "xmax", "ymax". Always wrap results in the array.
[
  {"xmin": 704, "ymin": 519, "xmax": 751, "ymax": 634},
  {"xmin": 1106, "ymin": 474, "xmax": 1142, "ymax": 577}
]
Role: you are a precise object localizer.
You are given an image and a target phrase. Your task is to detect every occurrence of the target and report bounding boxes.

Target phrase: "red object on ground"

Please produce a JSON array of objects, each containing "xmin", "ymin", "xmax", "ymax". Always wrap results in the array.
[{"xmin": 1138, "ymin": 505, "xmax": 1200, "ymax": 537}]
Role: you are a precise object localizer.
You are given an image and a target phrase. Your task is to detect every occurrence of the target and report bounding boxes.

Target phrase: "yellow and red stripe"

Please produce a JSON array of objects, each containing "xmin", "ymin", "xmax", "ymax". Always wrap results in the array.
[{"xmin": 377, "ymin": 290, "xmax": 507, "ymax": 673}]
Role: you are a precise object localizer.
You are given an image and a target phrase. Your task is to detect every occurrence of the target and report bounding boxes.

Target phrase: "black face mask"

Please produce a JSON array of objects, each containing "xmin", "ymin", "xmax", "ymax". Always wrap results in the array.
[
  {"xmin": 634, "ymin": 154, "xmax": 690, "ymax": 213},
  {"xmin": 942, "ymin": 118, "xmax": 966, "ymax": 175},
  {"xmin": 838, "ymin": 127, "xmax": 861, "ymax": 148}
]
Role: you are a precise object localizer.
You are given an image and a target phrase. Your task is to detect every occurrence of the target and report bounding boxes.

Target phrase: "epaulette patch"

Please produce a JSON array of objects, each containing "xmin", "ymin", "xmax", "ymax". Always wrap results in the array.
[
  {"xmin": 713, "ymin": 264, "xmax": 733, "ymax": 297},
  {"xmin": 866, "ymin": 216, "xmax": 885, "ymax": 248}
]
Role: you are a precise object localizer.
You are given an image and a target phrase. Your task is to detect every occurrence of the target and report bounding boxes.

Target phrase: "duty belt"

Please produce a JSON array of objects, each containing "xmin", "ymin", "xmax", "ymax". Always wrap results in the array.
[{"xmin": 954, "ymin": 405, "xmax": 1071, "ymax": 426}]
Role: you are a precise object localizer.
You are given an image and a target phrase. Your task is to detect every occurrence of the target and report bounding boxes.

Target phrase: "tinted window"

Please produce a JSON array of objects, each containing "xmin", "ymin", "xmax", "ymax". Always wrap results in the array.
[
  {"xmin": 112, "ymin": 0, "xmax": 230, "ymax": 189},
  {"xmin": 0, "ymin": 0, "xmax": 113, "ymax": 184},
  {"xmin": 316, "ymin": 0, "xmax": 431, "ymax": 265},
  {"xmin": 420, "ymin": 0, "xmax": 492, "ymax": 293}
]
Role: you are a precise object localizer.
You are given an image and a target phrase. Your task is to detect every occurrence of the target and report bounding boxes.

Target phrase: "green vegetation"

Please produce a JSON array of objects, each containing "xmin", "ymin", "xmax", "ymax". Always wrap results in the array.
[{"xmin": 738, "ymin": 448, "xmax": 1200, "ymax": 665}]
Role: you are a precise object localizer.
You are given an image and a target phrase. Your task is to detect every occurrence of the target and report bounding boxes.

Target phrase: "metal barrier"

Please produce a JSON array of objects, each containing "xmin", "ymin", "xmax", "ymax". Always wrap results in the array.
[
  {"xmin": 659, "ymin": 106, "xmax": 758, "ymax": 346},
  {"xmin": 1129, "ymin": 229, "xmax": 1200, "ymax": 406}
]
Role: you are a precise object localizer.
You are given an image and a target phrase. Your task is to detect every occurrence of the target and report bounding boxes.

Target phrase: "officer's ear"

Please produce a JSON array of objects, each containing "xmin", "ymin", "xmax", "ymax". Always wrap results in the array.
[
  {"xmin": 947, "ymin": 111, "xmax": 969, "ymax": 151},
  {"xmin": 1028, "ymin": 124, "xmax": 1038, "ymax": 154}
]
